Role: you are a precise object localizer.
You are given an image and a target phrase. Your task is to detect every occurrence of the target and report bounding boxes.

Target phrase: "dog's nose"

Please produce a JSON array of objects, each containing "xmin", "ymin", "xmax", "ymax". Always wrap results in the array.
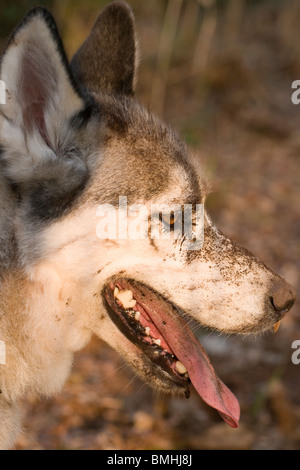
[{"xmin": 270, "ymin": 281, "xmax": 296, "ymax": 318}]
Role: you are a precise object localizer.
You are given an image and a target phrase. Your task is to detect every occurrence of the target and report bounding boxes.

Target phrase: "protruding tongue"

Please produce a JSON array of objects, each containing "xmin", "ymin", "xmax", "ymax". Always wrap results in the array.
[
  {"xmin": 176, "ymin": 341, "xmax": 240, "ymax": 428},
  {"xmin": 129, "ymin": 281, "xmax": 240, "ymax": 428}
]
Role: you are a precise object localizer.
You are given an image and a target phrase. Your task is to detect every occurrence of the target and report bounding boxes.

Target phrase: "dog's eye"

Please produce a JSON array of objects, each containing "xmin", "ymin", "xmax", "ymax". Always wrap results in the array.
[{"xmin": 160, "ymin": 212, "xmax": 179, "ymax": 231}]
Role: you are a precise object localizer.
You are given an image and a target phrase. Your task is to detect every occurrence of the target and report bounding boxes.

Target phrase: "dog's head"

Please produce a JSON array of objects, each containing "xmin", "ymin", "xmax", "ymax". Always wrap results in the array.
[{"xmin": 0, "ymin": 2, "xmax": 296, "ymax": 427}]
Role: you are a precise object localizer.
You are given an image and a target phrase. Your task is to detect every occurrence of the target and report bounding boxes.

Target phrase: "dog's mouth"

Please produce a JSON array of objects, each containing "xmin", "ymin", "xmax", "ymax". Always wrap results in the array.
[{"xmin": 102, "ymin": 278, "xmax": 240, "ymax": 428}]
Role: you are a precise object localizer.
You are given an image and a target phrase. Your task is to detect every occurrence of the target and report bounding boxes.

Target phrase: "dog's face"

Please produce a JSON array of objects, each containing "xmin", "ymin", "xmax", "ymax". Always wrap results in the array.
[{"xmin": 0, "ymin": 3, "xmax": 296, "ymax": 429}]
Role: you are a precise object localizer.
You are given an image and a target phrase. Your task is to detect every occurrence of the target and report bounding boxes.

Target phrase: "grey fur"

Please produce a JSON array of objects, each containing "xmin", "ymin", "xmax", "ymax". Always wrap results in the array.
[{"xmin": 71, "ymin": 1, "xmax": 137, "ymax": 96}]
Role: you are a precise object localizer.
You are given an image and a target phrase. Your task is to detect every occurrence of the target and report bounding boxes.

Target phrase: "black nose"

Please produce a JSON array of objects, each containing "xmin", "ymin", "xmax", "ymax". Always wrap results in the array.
[{"xmin": 270, "ymin": 281, "xmax": 296, "ymax": 318}]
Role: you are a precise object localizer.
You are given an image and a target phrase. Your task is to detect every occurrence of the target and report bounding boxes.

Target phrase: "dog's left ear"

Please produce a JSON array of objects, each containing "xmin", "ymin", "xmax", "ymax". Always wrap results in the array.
[{"xmin": 71, "ymin": 1, "xmax": 137, "ymax": 97}]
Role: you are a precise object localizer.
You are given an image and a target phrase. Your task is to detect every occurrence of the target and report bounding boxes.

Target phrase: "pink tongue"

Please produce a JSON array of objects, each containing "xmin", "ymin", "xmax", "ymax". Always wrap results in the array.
[
  {"xmin": 130, "ymin": 283, "xmax": 240, "ymax": 428},
  {"xmin": 176, "ymin": 341, "xmax": 240, "ymax": 428}
]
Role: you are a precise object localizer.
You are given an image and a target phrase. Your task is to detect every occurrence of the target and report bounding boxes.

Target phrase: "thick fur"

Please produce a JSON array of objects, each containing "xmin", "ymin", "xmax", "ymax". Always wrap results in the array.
[{"xmin": 0, "ymin": 2, "xmax": 295, "ymax": 449}]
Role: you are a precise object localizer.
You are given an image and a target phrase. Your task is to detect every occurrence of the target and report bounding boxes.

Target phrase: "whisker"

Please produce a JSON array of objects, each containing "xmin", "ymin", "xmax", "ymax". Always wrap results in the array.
[
  {"xmin": 120, "ymin": 373, "xmax": 140, "ymax": 395},
  {"xmin": 102, "ymin": 360, "xmax": 130, "ymax": 381}
]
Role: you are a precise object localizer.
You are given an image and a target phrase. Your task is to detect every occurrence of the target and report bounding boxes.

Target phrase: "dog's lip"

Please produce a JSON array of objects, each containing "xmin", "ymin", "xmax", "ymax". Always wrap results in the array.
[
  {"xmin": 102, "ymin": 281, "xmax": 190, "ymax": 390},
  {"xmin": 102, "ymin": 277, "xmax": 240, "ymax": 428}
]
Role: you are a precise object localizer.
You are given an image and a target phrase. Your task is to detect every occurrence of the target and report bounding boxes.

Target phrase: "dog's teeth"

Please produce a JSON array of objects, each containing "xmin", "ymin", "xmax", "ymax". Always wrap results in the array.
[
  {"xmin": 153, "ymin": 339, "xmax": 161, "ymax": 346},
  {"xmin": 175, "ymin": 361, "xmax": 187, "ymax": 374},
  {"xmin": 273, "ymin": 321, "xmax": 281, "ymax": 333},
  {"xmin": 113, "ymin": 287, "xmax": 119, "ymax": 297},
  {"xmin": 145, "ymin": 327, "xmax": 150, "ymax": 336},
  {"xmin": 114, "ymin": 289, "xmax": 136, "ymax": 308},
  {"xmin": 135, "ymin": 311, "xmax": 141, "ymax": 321}
]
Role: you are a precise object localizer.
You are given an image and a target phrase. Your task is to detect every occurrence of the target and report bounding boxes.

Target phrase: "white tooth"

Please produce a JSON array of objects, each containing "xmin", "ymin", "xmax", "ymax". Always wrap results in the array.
[
  {"xmin": 153, "ymin": 339, "xmax": 161, "ymax": 346},
  {"xmin": 114, "ymin": 289, "xmax": 136, "ymax": 308},
  {"xmin": 113, "ymin": 287, "xmax": 119, "ymax": 297},
  {"xmin": 175, "ymin": 361, "xmax": 187, "ymax": 375},
  {"xmin": 135, "ymin": 311, "xmax": 141, "ymax": 321},
  {"xmin": 145, "ymin": 327, "xmax": 150, "ymax": 336}
]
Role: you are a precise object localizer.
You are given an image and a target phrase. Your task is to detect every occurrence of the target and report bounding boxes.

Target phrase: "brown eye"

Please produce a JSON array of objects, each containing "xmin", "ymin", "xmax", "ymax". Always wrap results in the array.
[{"xmin": 160, "ymin": 212, "xmax": 178, "ymax": 230}]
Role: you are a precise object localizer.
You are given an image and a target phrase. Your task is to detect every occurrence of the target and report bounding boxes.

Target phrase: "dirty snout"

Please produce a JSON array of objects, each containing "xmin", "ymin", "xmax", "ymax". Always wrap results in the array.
[{"xmin": 187, "ymin": 219, "xmax": 296, "ymax": 334}]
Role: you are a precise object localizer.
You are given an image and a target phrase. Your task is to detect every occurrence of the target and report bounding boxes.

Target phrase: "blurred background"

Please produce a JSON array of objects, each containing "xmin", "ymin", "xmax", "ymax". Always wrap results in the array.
[{"xmin": 1, "ymin": 0, "xmax": 300, "ymax": 450}]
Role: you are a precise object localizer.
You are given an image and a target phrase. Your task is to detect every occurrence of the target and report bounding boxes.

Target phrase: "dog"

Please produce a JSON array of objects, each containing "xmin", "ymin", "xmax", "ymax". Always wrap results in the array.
[{"xmin": 0, "ymin": 1, "xmax": 296, "ymax": 449}]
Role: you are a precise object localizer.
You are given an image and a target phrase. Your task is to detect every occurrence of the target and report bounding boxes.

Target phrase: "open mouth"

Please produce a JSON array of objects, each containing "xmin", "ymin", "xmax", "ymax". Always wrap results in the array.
[{"xmin": 102, "ymin": 278, "xmax": 240, "ymax": 428}]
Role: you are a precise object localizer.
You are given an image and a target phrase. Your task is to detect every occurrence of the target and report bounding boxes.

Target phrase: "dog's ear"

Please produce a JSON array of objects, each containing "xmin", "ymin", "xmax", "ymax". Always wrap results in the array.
[
  {"xmin": 0, "ymin": 8, "xmax": 88, "ymax": 221},
  {"xmin": 71, "ymin": 1, "xmax": 137, "ymax": 97}
]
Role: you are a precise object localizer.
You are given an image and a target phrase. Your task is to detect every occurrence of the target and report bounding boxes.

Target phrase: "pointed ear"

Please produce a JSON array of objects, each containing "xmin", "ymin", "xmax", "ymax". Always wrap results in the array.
[
  {"xmin": 70, "ymin": 1, "xmax": 137, "ymax": 96},
  {"xmin": 0, "ymin": 7, "xmax": 84, "ymax": 140},
  {"xmin": 0, "ymin": 8, "xmax": 88, "ymax": 220}
]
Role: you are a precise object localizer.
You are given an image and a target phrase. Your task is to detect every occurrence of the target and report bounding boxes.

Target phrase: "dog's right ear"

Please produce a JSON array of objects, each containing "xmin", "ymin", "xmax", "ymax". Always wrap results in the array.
[
  {"xmin": 0, "ymin": 8, "xmax": 88, "ymax": 222},
  {"xmin": 71, "ymin": 1, "xmax": 137, "ymax": 97}
]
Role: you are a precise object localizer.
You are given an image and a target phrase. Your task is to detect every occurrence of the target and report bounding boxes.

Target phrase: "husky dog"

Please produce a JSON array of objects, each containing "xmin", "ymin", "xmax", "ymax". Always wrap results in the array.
[{"xmin": 0, "ymin": 1, "xmax": 296, "ymax": 449}]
